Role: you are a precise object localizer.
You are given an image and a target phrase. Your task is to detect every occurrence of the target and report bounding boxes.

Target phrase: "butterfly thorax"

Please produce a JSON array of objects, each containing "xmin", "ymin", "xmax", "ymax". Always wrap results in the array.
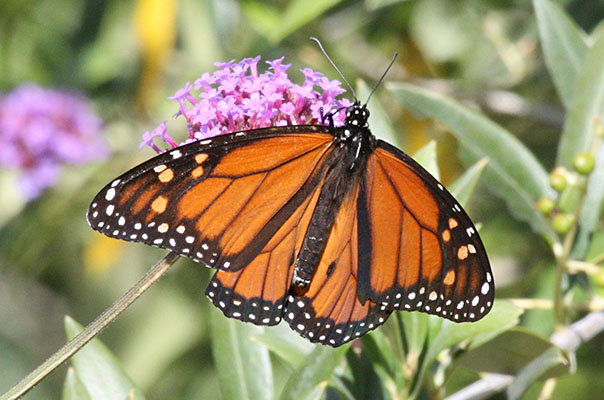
[
  {"xmin": 334, "ymin": 103, "xmax": 377, "ymax": 170},
  {"xmin": 292, "ymin": 103, "xmax": 375, "ymax": 288}
]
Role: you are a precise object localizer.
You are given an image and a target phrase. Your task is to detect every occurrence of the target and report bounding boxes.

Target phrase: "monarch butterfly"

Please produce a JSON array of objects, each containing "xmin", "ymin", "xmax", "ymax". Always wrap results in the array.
[{"xmin": 87, "ymin": 47, "xmax": 493, "ymax": 347}]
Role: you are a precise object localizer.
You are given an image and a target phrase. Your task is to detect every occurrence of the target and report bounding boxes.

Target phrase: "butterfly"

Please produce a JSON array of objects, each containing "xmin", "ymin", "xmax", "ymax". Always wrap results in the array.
[{"xmin": 87, "ymin": 48, "xmax": 493, "ymax": 347}]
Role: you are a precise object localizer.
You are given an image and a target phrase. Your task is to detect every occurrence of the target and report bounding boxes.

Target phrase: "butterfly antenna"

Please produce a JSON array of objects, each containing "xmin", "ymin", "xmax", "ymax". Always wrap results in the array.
[
  {"xmin": 364, "ymin": 52, "xmax": 398, "ymax": 106},
  {"xmin": 310, "ymin": 37, "xmax": 357, "ymax": 100}
]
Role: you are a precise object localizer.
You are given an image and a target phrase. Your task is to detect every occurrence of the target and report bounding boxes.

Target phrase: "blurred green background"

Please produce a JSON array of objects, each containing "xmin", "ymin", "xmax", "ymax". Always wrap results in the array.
[{"xmin": 0, "ymin": 0, "xmax": 603, "ymax": 399}]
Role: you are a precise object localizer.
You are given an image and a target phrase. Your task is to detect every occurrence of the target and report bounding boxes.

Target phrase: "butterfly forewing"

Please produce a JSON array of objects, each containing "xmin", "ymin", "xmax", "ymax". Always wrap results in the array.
[
  {"xmin": 87, "ymin": 127, "xmax": 334, "ymax": 270},
  {"xmin": 356, "ymin": 141, "xmax": 493, "ymax": 321},
  {"xmin": 206, "ymin": 169, "xmax": 326, "ymax": 326}
]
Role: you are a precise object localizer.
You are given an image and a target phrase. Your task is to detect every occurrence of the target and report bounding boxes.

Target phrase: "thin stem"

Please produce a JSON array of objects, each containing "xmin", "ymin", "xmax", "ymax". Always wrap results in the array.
[
  {"xmin": 508, "ymin": 298, "xmax": 554, "ymax": 310},
  {"xmin": 0, "ymin": 252, "xmax": 181, "ymax": 400},
  {"xmin": 553, "ymin": 223, "xmax": 577, "ymax": 328}
]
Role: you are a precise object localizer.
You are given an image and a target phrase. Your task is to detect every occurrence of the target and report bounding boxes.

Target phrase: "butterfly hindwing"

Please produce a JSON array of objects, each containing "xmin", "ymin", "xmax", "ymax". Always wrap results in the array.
[
  {"xmin": 286, "ymin": 181, "xmax": 391, "ymax": 346},
  {"xmin": 87, "ymin": 126, "xmax": 334, "ymax": 271},
  {"xmin": 356, "ymin": 141, "xmax": 494, "ymax": 322}
]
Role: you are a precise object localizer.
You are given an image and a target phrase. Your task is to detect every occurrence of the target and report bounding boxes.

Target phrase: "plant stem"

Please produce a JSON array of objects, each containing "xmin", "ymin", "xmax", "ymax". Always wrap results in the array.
[{"xmin": 0, "ymin": 252, "xmax": 181, "ymax": 400}]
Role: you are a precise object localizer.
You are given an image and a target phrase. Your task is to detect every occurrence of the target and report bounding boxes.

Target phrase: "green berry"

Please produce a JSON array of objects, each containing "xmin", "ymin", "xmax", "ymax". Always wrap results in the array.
[
  {"xmin": 549, "ymin": 168, "xmax": 568, "ymax": 192},
  {"xmin": 552, "ymin": 213, "xmax": 575, "ymax": 234},
  {"xmin": 536, "ymin": 197, "xmax": 555, "ymax": 215},
  {"xmin": 572, "ymin": 152, "xmax": 595, "ymax": 175}
]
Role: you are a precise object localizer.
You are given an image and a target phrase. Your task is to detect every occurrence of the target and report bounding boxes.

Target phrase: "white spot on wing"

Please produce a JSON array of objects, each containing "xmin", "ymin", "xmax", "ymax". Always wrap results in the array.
[{"xmin": 105, "ymin": 188, "xmax": 116, "ymax": 201}]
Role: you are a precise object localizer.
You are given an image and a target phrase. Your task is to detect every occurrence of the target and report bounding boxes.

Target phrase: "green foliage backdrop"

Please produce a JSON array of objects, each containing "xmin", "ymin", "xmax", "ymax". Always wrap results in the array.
[{"xmin": 0, "ymin": 0, "xmax": 603, "ymax": 399}]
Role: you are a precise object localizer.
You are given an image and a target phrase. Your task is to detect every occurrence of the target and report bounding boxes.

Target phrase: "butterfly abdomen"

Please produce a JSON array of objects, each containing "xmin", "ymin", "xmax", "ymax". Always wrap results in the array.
[{"xmin": 292, "ymin": 125, "xmax": 373, "ymax": 288}]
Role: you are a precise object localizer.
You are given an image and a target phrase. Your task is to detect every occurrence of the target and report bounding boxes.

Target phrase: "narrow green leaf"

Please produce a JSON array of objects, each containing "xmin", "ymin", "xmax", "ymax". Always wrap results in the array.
[
  {"xmin": 360, "ymin": 335, "xmax": 398, "ymax": 387},
  {"xmin": 62, "ymin": 368, "xmax": 91, "ymax": 400},
  {"xmin": 278, "ymin": 344, "xmax": 350, "ymax": 400},
  {"xmin": 365, "ymin": 0, "xmax": 409, "ymax": 11},
  {"xmin": 413, "ymin": 141, "xmax": 439, "ymax": 180},
  {"xmin": 388, "ymin": 82, "xmax": 556, "ymax": 242},
  {"xmin": 328, "ymin": 375, "xmax": 357, "ymax": 400},
  {"xmin": 399, "ymin": 311, "xmax": 430, "ymax": 356},
  {"xmin": 267, "ymin": 0, "xmax": 344, "ymax": 43},
  {"xmin": 343, "ymin": 350, "xmax": 386, "ymax": 400},
  {"xmin": 120, "ymin": 286, "xmax": 202, "ymax": 390},
  {"xmin": 429, "ymin": 301, "xmax": 521, "ymax": 361},
  {"xmin": 64, "ymin": 317, "xmax": 145, "ymax": 400},
  {"xmin": 533, "ymin": 0, "xmax": 589, "ymax": 107},
  {"xmin": 558, "ymin": 28, "xmax": 604, "ymax": 168},
  {"xmin": 210, "ymin": 307, "xmax": 273, "ymax": 400},
  {"xmin": 252, "ymin": 324, "xmax": 314, "ymax": 367},
  {"xmin": 507, "ymin": 347, "xmax": 570, "ymax": 400},
  {"xmin": 464, "ymin": 300, "xmax": 524, "ymax": 350},
  {"xmin": 410, "ymin": 301, "xmax": 522, "ymax": 398},
  {"xmin": 572, "ymin": 145, "xmax": 604, "ymax": 258},
  {"xmin": 241, "ymin": 2, "xmax": 280, "ymax": 39},
  {"xmin": 448, "ymin": 158, "xmax": 489, "ymax": 208},
  {"xmin": 457, "ymin": 328, "xmax": 569, "ymax": 375}
]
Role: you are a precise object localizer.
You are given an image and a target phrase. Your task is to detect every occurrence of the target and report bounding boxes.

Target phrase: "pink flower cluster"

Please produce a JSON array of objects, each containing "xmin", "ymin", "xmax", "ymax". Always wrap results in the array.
[{"xmin": 141, "ymin": 57, "xmax": 352, "ymax": 153}]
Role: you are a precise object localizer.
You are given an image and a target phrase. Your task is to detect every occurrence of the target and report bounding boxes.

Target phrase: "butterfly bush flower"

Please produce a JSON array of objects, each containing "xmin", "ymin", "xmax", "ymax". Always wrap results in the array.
[
  {"xmin": 0, "ymin": 83, "xmax": 107, "ymax": 200},
  {"xmin": 142, "ymin": 56, "xmax": 352, "ymax": 152}
]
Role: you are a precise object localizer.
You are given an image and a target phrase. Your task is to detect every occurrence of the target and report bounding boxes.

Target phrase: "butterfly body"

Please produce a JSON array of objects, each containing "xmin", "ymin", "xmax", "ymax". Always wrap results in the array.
[
  {"xmin": 293, "ymin": 103, "xmax": 375, "ymax": 287},
  {"xmin": 88, "ymin": 102, "xmax": 494, "ymax": 346}
]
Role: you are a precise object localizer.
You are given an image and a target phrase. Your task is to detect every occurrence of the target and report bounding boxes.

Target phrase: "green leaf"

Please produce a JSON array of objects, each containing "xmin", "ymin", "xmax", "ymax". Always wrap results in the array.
[
  {"xmin": 533, "ymin": 0, "xmax": 589, "ymax": 108},
  {"xmin": 388, "ymin": 82, "xmax": 557, "ymax": 242},
  {"xmin": 210, "ymin": 307, "xmax": 273, "ymax": 400},
  {"xmin": 278, "ymin": 344, "xmax": 350, "ymax": 400},
  {"xmin": 64, "ymin": 316, "xmax": 145, "ymax": 400},
  {"xmin": 507, "ymin": 347, "xmax": 571, "ymax": 400},
  {"xmin": 448, "ymin": 158, "xmax": 489, "ymax": 208},
  {"xmin": 62, "ymin": 368, "xmax": 91, "ymax": 400},
  {"xmin": 413, "ymin": 141, "xmax": 439, "ymax": 180},
  {"xmin": 241, "ymin": 2, "xmax": 280, "ymax": 39},
  {"xmin": 267, "ymin": 0, "xmax": 344, "ymax": 43},
  {"xmin": 557, "ymin": 28, "xmax": 604, "ymax": 168},
  {"xmin": 118, "ymin": 286, "xmax": 202, "ymax": 390},
  {"xmin": 252, "ymin": 324, "xmax": 314, "ymax": 367},
  {"xmin": 457, "ymin": 328, "xmax": 569, "ymax": 376},
  {"xmin": 429, "ymin": 300, "xmax": 522, "ymax": 362},
  {"xmin": 572, "ymin": 145, "xmax": 604, "ymax": 258},
  {"xmin": 399, "ymin": 311, "xmax": 430, "ymax": 356},
  {"xmin": 409, "ymin": 301, "xmax": 522, "ymax": 398},
  {"xmin": 365, "ymin": 0, "xmax": 409, "ymax": 11}
]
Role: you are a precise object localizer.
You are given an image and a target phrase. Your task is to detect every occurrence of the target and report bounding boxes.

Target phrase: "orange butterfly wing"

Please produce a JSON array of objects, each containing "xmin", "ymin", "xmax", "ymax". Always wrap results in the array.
[
  {"xmin": 207, "ymin": 171, "xmax": 325, "ymax": 325},
  {"xmin": 356, "ymin": 141, "xmax": 493, "ymax": 321},
  {"xmin": 88, "ymin": 127, "xmax": 333, "ymax": 272}
]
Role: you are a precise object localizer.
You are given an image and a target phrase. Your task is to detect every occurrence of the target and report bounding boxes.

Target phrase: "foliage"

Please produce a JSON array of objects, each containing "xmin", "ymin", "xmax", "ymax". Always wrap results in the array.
[{"xmin": 0, "ymin": 0, "xmax": 603, "ymax": 399}]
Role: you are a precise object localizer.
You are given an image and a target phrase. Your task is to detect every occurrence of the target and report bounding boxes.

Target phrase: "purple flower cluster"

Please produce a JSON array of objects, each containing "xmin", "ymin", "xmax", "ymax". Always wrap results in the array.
[
  {"xmin": 0, "ymin": 83, "xmax": 107, "ymax": 200},
  {"xmin": 141, "ymin": 56, "xmax": 352, "ymax": 153}
]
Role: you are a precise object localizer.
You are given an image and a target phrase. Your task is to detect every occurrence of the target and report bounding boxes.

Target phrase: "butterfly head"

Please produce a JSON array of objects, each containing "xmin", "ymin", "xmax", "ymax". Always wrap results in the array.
[{"xmin": 345, "ymin": 102, "xmax": 370, "ymax": 129}]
